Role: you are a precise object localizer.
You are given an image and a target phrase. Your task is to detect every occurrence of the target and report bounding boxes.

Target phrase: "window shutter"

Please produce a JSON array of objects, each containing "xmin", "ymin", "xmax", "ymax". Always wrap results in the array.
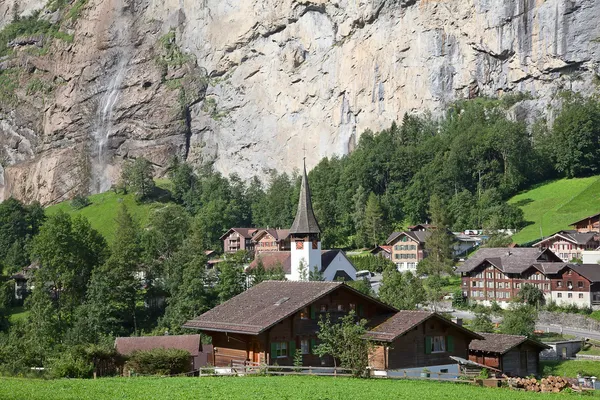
[
  {"xmin": 310, "ymin": 305, "xmax": 316, "ymax": 319},
  {"xmin": 271, "ymin": 342, "xmax": 277, "ymax": 359},
  {"xmin": 425, "ymin": 336, "xmax": 432, "ymax": 354},
  {"xmin": 311, "ymin": 338, "xmax": 317, "ymax": 354},
  {"xmin": 447, "ymin": 336, "xmax": 454, "ymax": 353},
  {"xmin": 289, "ymin": 340, "xmax": 296, "ymax": 356},
  {"xmin": 358, "ymin": 304, "xmax": 364, "ymax": 317}
]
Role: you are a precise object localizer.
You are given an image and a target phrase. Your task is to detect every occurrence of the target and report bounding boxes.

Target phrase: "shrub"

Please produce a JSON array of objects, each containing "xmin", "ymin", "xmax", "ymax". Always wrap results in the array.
[
  {"xmin": 126, "ymin": 348, "xmax": 190, "ymax": 376},
  {"xmin": 70, "ymin": 194, "xmax": 91, "ymax": 210},
  {"xmin": 47, "ymin": 343, "xmax": 124, "ymax": 378},
  {"xmin": 48, "ymin": 351, "xmax": 94, "ymax": 378}
]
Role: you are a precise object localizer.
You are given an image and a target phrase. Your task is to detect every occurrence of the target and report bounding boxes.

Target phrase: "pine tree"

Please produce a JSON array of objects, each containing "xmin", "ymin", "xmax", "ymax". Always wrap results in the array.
[
  {"xmin": 122, "ymin": 157, "xmax": 155, "ymax": 202},
  {"xmin": 362, "ymin": 192, "xmax": 384, "ymax": 247},
  {"xmin": 378, "ymin": 268, "xmax": 425, "ymax": 310}
]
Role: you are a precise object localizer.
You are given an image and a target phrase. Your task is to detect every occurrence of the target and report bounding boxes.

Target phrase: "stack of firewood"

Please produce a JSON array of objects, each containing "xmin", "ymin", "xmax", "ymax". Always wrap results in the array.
[{"xmin": 509, "ymin": 376, "xmax": 577, "ymax": 393}]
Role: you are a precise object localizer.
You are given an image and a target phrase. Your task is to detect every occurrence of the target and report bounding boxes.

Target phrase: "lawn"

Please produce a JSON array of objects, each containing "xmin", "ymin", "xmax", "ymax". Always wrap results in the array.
[
  {"xmin": 0, "ymin": 375, "xmax": 587, "ymax": 400},
  {"xmin": 7, "ymin": 306, "xmax": 28, "ymax": 323},
  {"xmin": 509, "ymin": 176, "xmax": 600, "ymax": 244},
  {"xmin": 541, "ymin": 360, "xmax": 600, "ymax": 378},
  {"xmin": 45, "ymin": 180, "xmax": 173, "ymax": 243},
  {"xmin": 535, "ymin": 333, "xmax": 577, "ymax": 343}
]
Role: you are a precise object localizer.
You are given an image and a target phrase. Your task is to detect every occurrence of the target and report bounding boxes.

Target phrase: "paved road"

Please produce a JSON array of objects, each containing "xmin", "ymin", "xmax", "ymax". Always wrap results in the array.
[{"xmin": 536, "ymin": 324, "xmax": 600, "ymax": 341}]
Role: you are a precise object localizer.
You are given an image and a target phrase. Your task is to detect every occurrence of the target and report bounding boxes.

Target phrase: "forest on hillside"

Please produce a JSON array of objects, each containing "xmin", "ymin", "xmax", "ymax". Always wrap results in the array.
[{"xmin": 0, "ymin": 92, "xmax": 598, "ymax": 376}]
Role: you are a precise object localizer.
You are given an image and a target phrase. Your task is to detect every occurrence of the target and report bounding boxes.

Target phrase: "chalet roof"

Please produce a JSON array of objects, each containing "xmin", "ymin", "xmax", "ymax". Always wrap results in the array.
[
  {"xmin": 469, "ymin": 333, "xmax": 549, "ymax": 354},
  {"xmin": 183, "ymin": 281, "xmax": 395, "ymax": 335},
  {"xmin": 561, "ymin": 264, "xmax": 600, "ymax": 283},
  {"xmin": 531, "ymin": 263, "xmax": 567, "ymax": 275},
  {"xmin": 570, "ymin": 213, "xmax": 600, "ymax": 226},
  {"xmin": 386, "ymin": 230, "xmax": 430, "ymax": 245},
  {"xmin": 252, "ymin": 229, "xmax": 290, "ymax": 242},
  {"xmin": 370, "ymin": 245, "xmax": 392, "ymax": 255},
  {"xmin": 533, "ymin": 230, "xmax": 598, "ymax": 246},
  {"xmin": 289, "ymin": 160, "xmax": 321, "ymax": 235},
  {"xmin": 364, "ymin": 311, "xmax": 483, "ymax": 342},
  {"xmin": 456, "ymin": 248, "xmax": 562, "ymax": 274},
  {"xmin": 219, "ymin": 228, "xmax": 259, "ymax": 240},
  {"xmin": 114, "ymin": 335, "xmax": 201, "ymax": 356},
  {"xmin": 248, "ymin": 250, "xmax": 354, "ymax": 274}
]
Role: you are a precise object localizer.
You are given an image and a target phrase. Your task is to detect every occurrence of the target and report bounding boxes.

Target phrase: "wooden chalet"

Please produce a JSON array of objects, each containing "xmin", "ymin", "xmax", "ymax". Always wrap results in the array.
[
  {"xmin": 469, "ymin": 333, "xmax": 550, "ymax": 377},
  {"xmin": 183, "ymin": 281, "xmax": 396, "ymax": 367},
  {"xmin": 366, "ymin": 311, "xmax": 483, "ymax": 370},
  {"xmin": 570, "ymin": 213, "xmax": 600, "ymax": 233}
]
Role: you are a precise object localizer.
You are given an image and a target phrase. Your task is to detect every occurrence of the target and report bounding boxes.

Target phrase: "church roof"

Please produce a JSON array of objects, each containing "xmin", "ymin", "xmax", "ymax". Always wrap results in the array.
[{"xmin": 290, "ymin": 160, "xmax": 321, "ymax": 235}]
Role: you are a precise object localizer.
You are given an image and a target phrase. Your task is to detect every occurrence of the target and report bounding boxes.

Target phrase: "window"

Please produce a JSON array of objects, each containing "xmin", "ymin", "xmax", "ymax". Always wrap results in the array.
[
  {"xmin": 557, "ymin": 293, "xmax": 562, "ymax": 298},
  {"xmin": 544, "ymin": 284, "xmax": 549, "ymax": 290},
  {"xmin": 432, "ymin": 336, "xmax": 446, "ymax": 353},
  {"xmin": 337, "ymin": 304, "xmax": 344, "ymax": 312},
  {"xmin": 557, "ymin": 281, "xmax": 563, "ymax": 288},
  {"xmin": 567, "ymin": 270, "xmax": 572, "ymax": 275},
  {"xmin": 320, "ymin": 304, "xmax": 327, "ymax": 312},
  {"xmin": 301, "ymin": 339, "xmax": 309, "ymax": 355},
  {"xmin": 579, "ymin": 293, "xmax": 584, "ymax": 299},
  {"xmin": 568, "ymin": 293, "xmax": 573, "ymax": 299},
  {"xmin": 472, "ymin": 281, "xmax": 477, "ymax": 287},
  {"xmin": 274, "ymin": 342, "xmax": 288, "ymax": 358},
  {"xmin": 300, "ymin": 307, "xmax": 309, "ymax": 319},
  {"xmin": 578, "ymin": 281, "xmax": 584, "ymax": 288},
  {"xmin": 349, "ymin": 303, "xmax": 356, "ymax": 311}
]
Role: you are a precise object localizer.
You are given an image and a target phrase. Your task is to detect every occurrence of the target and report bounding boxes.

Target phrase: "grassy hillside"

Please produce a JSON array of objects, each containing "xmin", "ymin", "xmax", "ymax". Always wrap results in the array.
[
  {"xmin": 0, "ymin": 376, "xmax": 582, "ymax": 400},
  {"xmin": 45, "ymin": 180, "xmax": 173, "ymax": 243},
  {"xmin": 509, "ymin": 176, "xmax": 600, "ymax": 244}
]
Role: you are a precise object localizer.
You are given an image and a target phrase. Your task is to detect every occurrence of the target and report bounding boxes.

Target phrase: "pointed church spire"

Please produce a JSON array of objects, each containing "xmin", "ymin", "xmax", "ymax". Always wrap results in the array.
[{"xmin": 290, "ymin": 159, "xmax": 321, "ymax": 235}]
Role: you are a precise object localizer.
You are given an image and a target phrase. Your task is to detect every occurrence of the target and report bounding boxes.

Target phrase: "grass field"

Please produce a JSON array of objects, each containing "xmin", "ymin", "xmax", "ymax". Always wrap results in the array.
[
  {"xmin": 45, "ymin": 180, "xmax": 173, "ymax": 243},
  {"xmin": 509, "ymin": 176, "xmax": 600, "ymax": 244},
  {"xmin": 0, "ymin": 376, "xmax": 589, "ymax": 400},
  {"xmin": 541, "ymin": 360, "xmax": 600, "ymax": 378}
]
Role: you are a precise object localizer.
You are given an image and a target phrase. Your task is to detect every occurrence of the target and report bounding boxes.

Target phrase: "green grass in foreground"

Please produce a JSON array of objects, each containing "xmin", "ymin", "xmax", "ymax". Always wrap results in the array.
[
  {"xmin": 541, "ymin": 360, "xmax": 600, "ymax": 378},
  {"xmin": 7, "ymin": 306, "xmax": 28, "ymax": 323},
  {"xmin": 509, "ymin": 176, "xmax": 600, "ymax": 244},
  {"xmin": 0, "ymin": 375, "xmax": 586, "ymax": 400},
  {"xmin": 45, "ymin": 180, "xmax": 173, "ymax": 243}
]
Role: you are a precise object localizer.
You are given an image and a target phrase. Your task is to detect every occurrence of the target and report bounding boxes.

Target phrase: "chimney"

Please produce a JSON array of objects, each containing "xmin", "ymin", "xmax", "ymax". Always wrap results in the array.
[{"xmin": 452, "ymin": 318, "xmax": 463, "ymax": 327}]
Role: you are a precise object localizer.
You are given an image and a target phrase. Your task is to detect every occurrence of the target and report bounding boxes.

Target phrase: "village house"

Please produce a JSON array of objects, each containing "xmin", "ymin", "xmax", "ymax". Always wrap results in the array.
[
  {"xmin": 468, "ymin": 333, "xmax": 550, "ymax": 377},
  {"xmin": 253, "ymin": 229, "xmax": 291, "ymax": 253},
  {"xmin": 533, "ymin": 230, "xmax": 600, "ymax": 262},
  {"xmin": 366, "ymin": 311, "xmax": 483, "ymax": 375},
  {"xmin": 183, "ymin": 281, "xmax": 396, "ymax": 367},
  {"xmin": 114, "ymin": 334, "xmax": 213, "ymax": 373},
  {"xmin": 457, "ymin": 248, "xmax": 564, "ymax": 308},
  {"xmin": 570, "ymin": 213, "xmax": 600, "ymax": 233},
  {"xmin": 370, "ymin": 245, "xmax": 392, "ymax": 260},
  {"xmin": 220, "ymin": 228, "xmax": 259, "ymax": 254},
  {"xmin": 550, "ymin": 264, "xmax": 600, "ymax": 308}
]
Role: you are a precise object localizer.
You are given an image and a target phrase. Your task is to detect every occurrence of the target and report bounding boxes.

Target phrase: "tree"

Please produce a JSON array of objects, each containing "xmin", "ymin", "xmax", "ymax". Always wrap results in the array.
[
  {"xmin": 470, "ymin": 310, "xmax": 494, "ymax": 333},
  {"xmin": 378, "ymin": 268, "xmax": 425, "ymax": 310},
  {"xmin": 248, "ymin": 259, "xmax": 286, "ymax": 286},
  {"xmin": 215, "ymin": 260, "xmax": 245, "ymax": 304},
  {"xmin": 122, "ymin": 157, "xmax": 156, "ymax": 202},
  {"xmin": 314, "ymin": 310, "xmax": 372, "ymax": 376},
  {"xmin": 361, "ymin": 192, "xmax": 385, "ymax": 247},
  {"xmin": 417, "ymin": 195, "xmax": 454, "ymax": 277},
  {"xmin": 516, "ymin": 284, "xmax": 545, "ymax": 308},
  {"xmin": 500, "ymin": 304, "xmax": 537, "ymax": 337},
  {"xmin": 347, "ymin": 278, "xmax": 374, "ymax": 297}
]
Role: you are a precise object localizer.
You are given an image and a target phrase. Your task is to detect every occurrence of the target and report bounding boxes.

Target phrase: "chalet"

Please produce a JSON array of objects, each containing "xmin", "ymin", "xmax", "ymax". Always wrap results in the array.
[
  {"xmin": 386, "ymin": 231, "xmax": 429, "ymax": 273},
  {"xmin": 183, "ymin": 281, "xmax": 396, "ymax": 367},
  {"xmin": 570, "ymin": 213, "xmax": 600, "ymax": 233},
  {"xmin": 469, "ymin": 333, "xmax": 550, "ymax": 377},
  {"xmin": 253, "ymin": 229, "xmax": 291, "ymax": 253},
  {"xmin": 533, "ymin": 230, "xmax": 599, "ymax": 262},
  {"xmin": 220, "ymin": 228, "xmax": 259, "ymax": 254},
  {"xmin": 551, "ymin": 264, "xmax": 600, "ymax": 308},
  {"xmin": 370, "ymin": 245, "xmax": 392, "ymax": 260},
  {"xmin": 366, "ymin": 311, "xmax": 483, "ymax": 374},
  {"xmin": 114, "ymin": 335, "xmax": 213, "ymax": 372},
  {"xmin": 457, "ymin": 248, "xmax": 564, "ymax": 308},
  {"xmin": 248, "ymin": 250, "xmax": 356, "ymax": 281}
]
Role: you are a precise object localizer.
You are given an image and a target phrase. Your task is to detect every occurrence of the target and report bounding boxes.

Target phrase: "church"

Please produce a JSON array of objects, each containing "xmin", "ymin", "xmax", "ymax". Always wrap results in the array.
[{"xmin": 246, "ymin": 161, "xmax": 357, "ymax": 282}]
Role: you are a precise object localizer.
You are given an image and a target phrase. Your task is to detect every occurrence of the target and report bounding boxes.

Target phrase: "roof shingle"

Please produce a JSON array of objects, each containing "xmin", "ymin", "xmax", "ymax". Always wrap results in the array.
[
  {"xmin": 456, "ymin": 248, "xmax": 561, "ymax": 274},
  {"xmin": 115, "ymin": 335, "xmax": 202, "ymax": 356},
  {"xmin": 469, "ymin": 333, "xmax": 549, "ymax": 354}
]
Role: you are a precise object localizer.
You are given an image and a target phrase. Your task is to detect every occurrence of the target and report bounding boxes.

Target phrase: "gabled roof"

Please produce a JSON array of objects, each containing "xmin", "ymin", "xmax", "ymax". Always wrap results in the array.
[
  {"xmin": 408, "ymin": 224, "xmax": 434, "ymax": 231},
  {"xmin": 290, "ymin": 160, "xmax": 321, "ymax": 235},
  {"xmin": 469, "ymin": 333, "xmax": 549, "ymax": 354},
  {"xmin": 570, "ymin": 213, "xmax": 600, "ymax": 226},
  {"xmin": 558, "ymin": 264, "xmax": 600, "ymax": 283},
  {"xmin": 252, "ymin": 229, "xmax": 290, "ymax": 242},
  {"xmin": 183, "ymin": 281, "xmax": 396, "ymax": 335},
  {"xmin": 114, "ymin": 335, "xmax": 201, "ymax": 356},
  {"xmin": 364, "ymin": 311, "xmax": 483, "ymax": 342},
  {"xmin": 530, "ymin": 263, "xmax": 567, "ymax": 275},
  {"xmin": 219, "ymin": 228, "xmax": 259, "ymax": 240},
  {"xmin": 370, "ymin": 245, "xmax": 392, "ymax": 255},
  {"xmin": 386, "ymin": 230, "xmax": 430, "ymax": 245},
  {"xmin": 456, "ymin": 248, "xmax": 562, "ymax": 274},
  {"xmin": 533, "ymin": 230, "xmax": 598, "ymax": 247},
  {"xmin": 248, "ymin": 250, "xmax": 355, "ymax": 274}
]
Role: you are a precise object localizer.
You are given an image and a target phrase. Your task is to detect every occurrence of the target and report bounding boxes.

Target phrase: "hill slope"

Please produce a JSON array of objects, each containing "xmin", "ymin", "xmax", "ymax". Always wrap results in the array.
[
  {"xmin": 45, "ymin": 181, "xmax": 173, "ymax": 243},
  {"xmin": 509, "ymin": 176, "xmax": 600, "ymax": 244}
]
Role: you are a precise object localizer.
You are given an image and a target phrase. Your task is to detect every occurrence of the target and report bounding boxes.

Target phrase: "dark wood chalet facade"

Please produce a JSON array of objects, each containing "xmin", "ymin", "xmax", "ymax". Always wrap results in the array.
[
  {"xmin": 570, "ymin": 213, "xmax": 600, "ymax": 233},
  {"xmin": 366, "ymin": 311, "xmax": 482, "ymax": 370},
  {"xmin": 220, "ymin": 228, "xmax": 259, "ymax": 254},
  {"xmin": 183, "ymin": 281, "xmax": 396, "ymax": 367},
  {"xmin": 469, "ymin": 333, "xmax": 549, "ymax": 377}
]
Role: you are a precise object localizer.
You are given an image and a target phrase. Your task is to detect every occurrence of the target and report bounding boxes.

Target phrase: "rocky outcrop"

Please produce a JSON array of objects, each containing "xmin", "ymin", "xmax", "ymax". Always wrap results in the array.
[{"xmin": 0, "ymin": 0, "xmax": 599, "ymax": 204}]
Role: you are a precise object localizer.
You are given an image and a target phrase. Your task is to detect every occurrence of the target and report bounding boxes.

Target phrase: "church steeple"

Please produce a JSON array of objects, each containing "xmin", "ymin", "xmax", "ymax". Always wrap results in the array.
[{"xmin": 290, "ymin": 159, "xmax": 321, "ymax": 235}]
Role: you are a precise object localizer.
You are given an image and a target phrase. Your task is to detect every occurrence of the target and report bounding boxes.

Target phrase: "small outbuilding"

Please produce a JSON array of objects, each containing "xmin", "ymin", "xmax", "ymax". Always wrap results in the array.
[
  {"xmin": 468, "ymin": 332, "xmax": 550, "ymax": 377},
  {"xmin": 114, "ymin": 334, "xmax": 213, "ymax": 372}
]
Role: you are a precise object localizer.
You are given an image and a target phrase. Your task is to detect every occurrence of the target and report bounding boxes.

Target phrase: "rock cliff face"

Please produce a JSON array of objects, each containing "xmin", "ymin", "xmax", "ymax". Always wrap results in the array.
[{"xmin": 0, "ymin": 0, "xmax": 599, "ymax": 204}]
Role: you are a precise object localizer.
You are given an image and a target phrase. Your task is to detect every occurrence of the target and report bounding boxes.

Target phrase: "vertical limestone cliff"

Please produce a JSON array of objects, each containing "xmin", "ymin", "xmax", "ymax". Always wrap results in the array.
[{"xmin": 0, "ymin": 0, "xmax": 599, "ymax": 204}]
